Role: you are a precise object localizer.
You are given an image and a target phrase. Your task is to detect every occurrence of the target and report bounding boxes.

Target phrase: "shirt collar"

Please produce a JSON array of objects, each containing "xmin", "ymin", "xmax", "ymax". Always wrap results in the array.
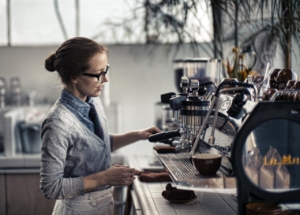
[{"xmin": 61, "ymin": 89, "xmax": 94, "ymax": 117}]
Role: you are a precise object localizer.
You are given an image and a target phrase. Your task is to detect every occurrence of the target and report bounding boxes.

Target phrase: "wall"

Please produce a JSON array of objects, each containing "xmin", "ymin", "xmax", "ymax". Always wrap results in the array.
[{"xmin": 0, "ymin": 43, "xmax": 299, "ymax": 156}]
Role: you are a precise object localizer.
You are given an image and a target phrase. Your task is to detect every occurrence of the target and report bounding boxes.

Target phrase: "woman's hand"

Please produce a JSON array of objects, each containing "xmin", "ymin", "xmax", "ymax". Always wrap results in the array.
[
  {"xmin": 137, "ymin": 126, "xmax": 161, "ymax": 140},
  {"xmin": 101, "ymin": 164, "xmax": 136, "ymax": 186},
  {"xmin": 83, "ymin": 164, "xmax": 136, "ymax": 191}
]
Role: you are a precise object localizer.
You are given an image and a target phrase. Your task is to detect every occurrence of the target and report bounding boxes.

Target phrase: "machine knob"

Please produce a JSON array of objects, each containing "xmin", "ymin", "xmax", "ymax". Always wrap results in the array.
[{"xmin": 227, "ymin": 92, "xmax": 247, "ymax": 119}]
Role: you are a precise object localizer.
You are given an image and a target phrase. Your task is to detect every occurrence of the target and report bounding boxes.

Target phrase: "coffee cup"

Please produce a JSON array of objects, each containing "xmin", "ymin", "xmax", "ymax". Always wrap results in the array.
[{"xmin": 192, "ymin": 153, "xmax": 222, "ymax": 175}]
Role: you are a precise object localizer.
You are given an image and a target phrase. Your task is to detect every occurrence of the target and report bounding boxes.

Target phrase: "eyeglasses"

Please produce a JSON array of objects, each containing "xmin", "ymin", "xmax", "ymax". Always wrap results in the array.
[{"xmin": 82, "ymin": 64, "xmax": 109, "ymax": 82}]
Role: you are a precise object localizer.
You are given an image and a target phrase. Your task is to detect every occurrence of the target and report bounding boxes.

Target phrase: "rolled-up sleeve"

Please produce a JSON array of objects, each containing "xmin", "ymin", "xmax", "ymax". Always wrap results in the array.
[{"xmin": 40, "ymin": 118, "xmax": 84, "ymax": 199}]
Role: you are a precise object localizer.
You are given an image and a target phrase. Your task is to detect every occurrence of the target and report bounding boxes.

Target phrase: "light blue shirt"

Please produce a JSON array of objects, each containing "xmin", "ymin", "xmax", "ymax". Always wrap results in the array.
[{"xmin": 60, "ymin": 89, "xmax": 97, "ymax": 134}]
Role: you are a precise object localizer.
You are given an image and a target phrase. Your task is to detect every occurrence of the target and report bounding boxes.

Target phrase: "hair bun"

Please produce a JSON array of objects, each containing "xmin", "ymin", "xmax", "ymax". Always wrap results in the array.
[{"xmin": 45, "ymin": 53, "xmax": 56, "ymax": 72}]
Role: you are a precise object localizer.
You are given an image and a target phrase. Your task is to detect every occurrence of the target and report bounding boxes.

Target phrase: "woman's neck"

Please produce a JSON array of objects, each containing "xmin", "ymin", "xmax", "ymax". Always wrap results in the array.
[{"xmin": 64, "ymin": 85, "xmax": 87, "ymax": 102}]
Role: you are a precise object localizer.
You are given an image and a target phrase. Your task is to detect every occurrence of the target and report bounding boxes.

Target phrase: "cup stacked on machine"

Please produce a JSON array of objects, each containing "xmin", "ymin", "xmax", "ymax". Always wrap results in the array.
[{"xmin": 262, "ymin": 68, "xmax": 299, "ymax": 101}]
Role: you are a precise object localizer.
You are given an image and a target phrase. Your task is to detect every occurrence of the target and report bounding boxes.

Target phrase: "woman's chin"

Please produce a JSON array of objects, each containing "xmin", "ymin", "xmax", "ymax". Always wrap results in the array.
[{"xmin": 92, "ymin": 90, "xmax": 101, "ymax": 97}]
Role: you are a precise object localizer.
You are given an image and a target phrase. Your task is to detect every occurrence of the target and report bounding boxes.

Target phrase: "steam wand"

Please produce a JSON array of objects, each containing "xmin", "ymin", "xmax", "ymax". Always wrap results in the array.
[
  {"xmin": 189, "ymin": 81, "xmax": 255, "ymax": 158},
  {"xmin": 189, "ymin": 95, "xmax": 218, "ymax": 157}
]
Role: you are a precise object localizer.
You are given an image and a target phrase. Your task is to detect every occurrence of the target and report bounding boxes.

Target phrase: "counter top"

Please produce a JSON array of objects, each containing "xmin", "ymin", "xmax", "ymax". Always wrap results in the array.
[
  {"xmin": 128, "ymin": 155, "xmax": 300, "ymax": 215},
  {"xmin": 0, "ymin": 154, "xmax": 41, "ymax": 169},
  {"xmin": 129, "ymin": 155, "xmax": 238, "ymax": 215},
  {"xmin": 0, "ymin": 153, "xmax": 124, "ymax": 170}
]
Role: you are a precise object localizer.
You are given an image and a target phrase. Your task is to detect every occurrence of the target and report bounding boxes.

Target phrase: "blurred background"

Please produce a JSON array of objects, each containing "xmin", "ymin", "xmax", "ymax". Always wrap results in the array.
[
  {"xmin": 0, "ymin": 0, "xmax": 300, "ymax": 215},
  {"xmin": 0, "ymin": 0, "xmax": 299, "ymax": 156}
]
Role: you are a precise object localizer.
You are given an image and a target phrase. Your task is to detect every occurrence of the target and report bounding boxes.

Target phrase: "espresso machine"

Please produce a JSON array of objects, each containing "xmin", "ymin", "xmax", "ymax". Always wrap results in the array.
[
  {"xmin": 151, "ymin": 71, "xmax": 258, "ymax": 154},
  {"xmin": 148, "ymin": 61, "xmax": 259, "ymax": 190},
  {"xmin": 151, "ymin": 77, "xmax": 214, "ymax": 151},
  {"xmin": 152, "ymin": 57, "xmax": 218, "ymax": 149},
  {"xmin": 150, "ymin": 58, "xmax": 256, "ymax": 153},
  {"xmin": 150, "ymin": 61, "xmax": 300, "ymax": 213}
]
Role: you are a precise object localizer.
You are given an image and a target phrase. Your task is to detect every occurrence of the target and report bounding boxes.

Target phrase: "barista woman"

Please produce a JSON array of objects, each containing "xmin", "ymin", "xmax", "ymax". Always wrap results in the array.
[{"xmin": 40, "ymin": 37, "xmax": 160, "ymax": 215}]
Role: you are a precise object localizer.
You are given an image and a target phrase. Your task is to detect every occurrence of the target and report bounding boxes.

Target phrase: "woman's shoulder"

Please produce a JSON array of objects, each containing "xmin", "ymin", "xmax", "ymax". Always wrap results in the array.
[
  {"xmin": 42, "ymin": 100, "xmax": 73, "ymax": 127},
  {"xmin": 47, "ymin": 99, "xmax": 67, "ymax": 116}
]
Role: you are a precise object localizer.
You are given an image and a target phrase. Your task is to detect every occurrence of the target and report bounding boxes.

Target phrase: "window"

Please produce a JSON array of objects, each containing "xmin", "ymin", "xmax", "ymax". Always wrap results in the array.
[{"xmin": 0, "ymin": 0, "xmax": 212, "ymax": 46}]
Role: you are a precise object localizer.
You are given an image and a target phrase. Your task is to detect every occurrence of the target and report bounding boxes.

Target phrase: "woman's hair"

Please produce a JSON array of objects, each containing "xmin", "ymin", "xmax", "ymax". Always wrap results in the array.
[{"xmin": 45, "ymin": 37, "xmax": 108, "ymax": 85}]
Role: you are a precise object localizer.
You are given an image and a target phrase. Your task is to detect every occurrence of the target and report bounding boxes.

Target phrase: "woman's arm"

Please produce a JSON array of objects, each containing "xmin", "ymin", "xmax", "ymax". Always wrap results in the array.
[
  {"xmin": 40, "ymin": 118, "xmax": 84, "ymax": 199},
  {"xmin": 111, "ymin": 126, "xmax": 161, "ymax": 151}
]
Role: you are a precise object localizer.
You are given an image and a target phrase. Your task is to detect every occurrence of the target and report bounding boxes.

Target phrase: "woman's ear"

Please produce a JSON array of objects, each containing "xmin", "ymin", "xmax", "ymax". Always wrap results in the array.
[{"xmin": 70, "ymin": 76, "xmax": 78, "ymax": 84}]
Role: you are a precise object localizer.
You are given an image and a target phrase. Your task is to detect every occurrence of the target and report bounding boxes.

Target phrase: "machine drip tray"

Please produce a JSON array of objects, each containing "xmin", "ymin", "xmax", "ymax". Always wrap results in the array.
[{"xmin": 155, "ymin": 151, "xmax": 236, "ymax": 189}]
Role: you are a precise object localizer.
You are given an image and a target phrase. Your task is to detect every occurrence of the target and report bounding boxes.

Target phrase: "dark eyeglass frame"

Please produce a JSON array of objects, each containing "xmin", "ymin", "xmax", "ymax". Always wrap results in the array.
[{"xmin": 82, "ymin": 64, "xmax": 109, "ymax": 82}]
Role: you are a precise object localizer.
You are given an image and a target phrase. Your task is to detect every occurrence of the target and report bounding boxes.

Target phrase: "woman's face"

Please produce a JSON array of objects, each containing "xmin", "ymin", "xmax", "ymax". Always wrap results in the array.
[{"xmin": 70, "ymin": 52, "xmax": 109, "ymax": 101}]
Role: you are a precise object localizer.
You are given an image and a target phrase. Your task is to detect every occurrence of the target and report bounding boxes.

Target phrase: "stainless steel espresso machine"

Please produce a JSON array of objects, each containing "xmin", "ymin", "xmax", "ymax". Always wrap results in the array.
[
  {"xmin": 151, "ymin": 77, "xmax": 242, "ymax": 152},
  {"xmin": 150, "ymin": 58, "xmax": 254, "ymax": 154},
  {"xmin": 149, "ymin": 58, "xmax": 247, "ymax": 188}
]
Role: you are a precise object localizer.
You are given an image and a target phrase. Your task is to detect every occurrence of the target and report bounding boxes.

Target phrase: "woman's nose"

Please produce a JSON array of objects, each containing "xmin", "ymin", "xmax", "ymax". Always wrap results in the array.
[{"xmin": 102, "ymin": 75, "xmax": 109, "ymax": 83}]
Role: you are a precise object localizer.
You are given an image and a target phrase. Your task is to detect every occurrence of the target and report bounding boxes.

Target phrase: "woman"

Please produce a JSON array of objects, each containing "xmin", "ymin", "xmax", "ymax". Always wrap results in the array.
[{"xmin": 40, "ymin": 37, "xmax": 161, "ymax": 215}]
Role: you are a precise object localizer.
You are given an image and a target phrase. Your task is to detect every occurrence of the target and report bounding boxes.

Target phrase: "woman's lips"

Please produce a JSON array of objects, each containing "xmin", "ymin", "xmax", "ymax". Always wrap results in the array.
[{"xmin": 96, "ymin": 86, "xmax": 103, "ymax": 91}]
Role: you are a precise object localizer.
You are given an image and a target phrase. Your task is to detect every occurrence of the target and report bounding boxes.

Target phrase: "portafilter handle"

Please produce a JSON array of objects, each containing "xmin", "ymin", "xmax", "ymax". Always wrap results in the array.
[{"xmin": 148, "ymin": 129, "xmax": 181, "ymax": 142}]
